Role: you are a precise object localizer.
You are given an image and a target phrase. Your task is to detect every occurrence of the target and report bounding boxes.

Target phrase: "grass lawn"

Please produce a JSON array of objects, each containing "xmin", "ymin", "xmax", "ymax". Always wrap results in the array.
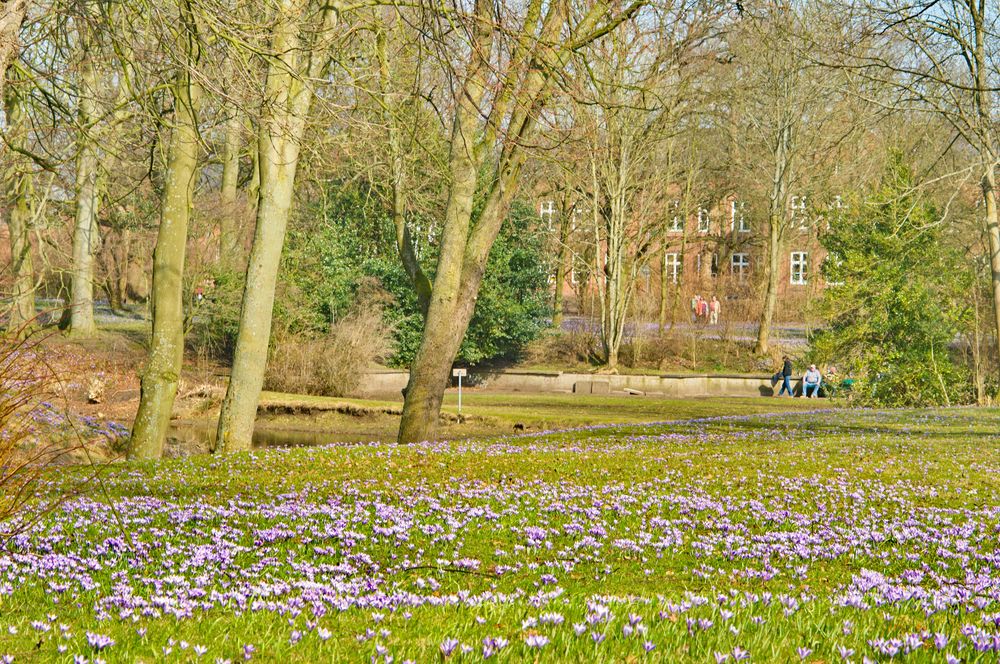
[
  {"xmin": 253, "ymin": 392, "xmax": 823, "ymax": 442},
  {"xmin": 3, "ymin": 407, "xmax": 1000, "ymax": 662}
]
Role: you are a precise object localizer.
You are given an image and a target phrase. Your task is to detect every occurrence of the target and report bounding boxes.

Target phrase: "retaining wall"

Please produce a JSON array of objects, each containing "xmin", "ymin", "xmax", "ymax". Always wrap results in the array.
[{"xmin": 360, "ymin": 369, "xmax": 780, "ymax": 398}]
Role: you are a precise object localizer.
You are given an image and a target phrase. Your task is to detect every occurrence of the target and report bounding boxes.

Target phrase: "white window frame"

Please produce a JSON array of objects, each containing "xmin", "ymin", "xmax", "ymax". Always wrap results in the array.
[
  {"xmin": 697, "ymin": 207, "xmax": 710, "ymax": 233},
  {"xmin": 539, "ymin": 200, "xmax": 557, "ymax": 231},
  {"xmin": 664, "ymin": 253, "xmax": 681, "ymax": 284},
  {"xmin": 731, "ymin": 200, "xmax": 749, "ymax": 233},
  {"xmin": 668, "ymin": 200, "xmax": 683, "ymax": 233},
  {"xmin": 790, "ymin": 251, "xmax": 808, "ymax": 285},
  {"xmin": 790, "ymin": 195, "xmax": 808, "ymax": 230},
  {"xmin": 731, "ymin": 253, "xmax": 750, "ymax": 279}
]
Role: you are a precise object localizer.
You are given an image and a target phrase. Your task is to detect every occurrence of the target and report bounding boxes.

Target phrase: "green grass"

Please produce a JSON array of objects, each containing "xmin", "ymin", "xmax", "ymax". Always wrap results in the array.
[
  {"xmin": 253, "ymin": 392, "xmax": 822, "ymax": 442},
  {"xmin": 3, "ymin": 407, "xmax": 1000, "ymax": 662}
]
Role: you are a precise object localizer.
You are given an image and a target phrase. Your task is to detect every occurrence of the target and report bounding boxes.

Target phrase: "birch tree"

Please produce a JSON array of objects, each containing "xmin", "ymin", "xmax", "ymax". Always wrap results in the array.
[{"xmin": 572, "ymin": 2, "xmax": 716, "ymax": 367}]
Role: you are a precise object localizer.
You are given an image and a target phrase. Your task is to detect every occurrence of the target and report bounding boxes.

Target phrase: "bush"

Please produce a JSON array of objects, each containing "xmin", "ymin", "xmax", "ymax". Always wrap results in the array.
[
  {"xmin": 285, "ymin": 184, "xmax": 551, "ymax": 367},
  {"xmin": 523, "ymin": 328, "xmax": 602, "ymax": 366},
  {"xmin": 810, "ymin": 153, "xmax": 975, "ymax": 407},
  {"xmin": 0, "ymin": 329, "xmax": 103, "ymax": 543},
  {"xmin": 263, "ymin": 302, "xmax": 394, "ymax": 397}
]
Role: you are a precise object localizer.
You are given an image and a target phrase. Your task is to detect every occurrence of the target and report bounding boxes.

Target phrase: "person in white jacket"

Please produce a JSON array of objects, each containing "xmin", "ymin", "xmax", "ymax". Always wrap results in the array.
[{"xmin": 803, "ymin": 364, "xmax": 822, "ymax": 398}]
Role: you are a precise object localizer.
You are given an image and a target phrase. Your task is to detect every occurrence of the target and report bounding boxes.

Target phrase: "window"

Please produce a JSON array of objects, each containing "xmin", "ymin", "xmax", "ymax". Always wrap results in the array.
[
  {"xmin": 731, "ymin": 253, "xmax": 750, "ymax": 279},
  {"xmin": 697, "ymin": 207, "xmax": 710, "ymax": 233},
  {"xmin": 539, "ymin": 200, "xmax": 557, "ymax": 230},
  {"xmin": 664, "ymin": 253, "xmax": 681, "ymax": 284},
  {"xmin": 731, "ymin": 200, "xmax": 749, "ymax": 233},
  {"xmin": 790, "ymin": 195, "xmax": 807, "ymax": 229},
  {"xmin": 710, "ymin": 253, "xmax": 719, "ymax": 278},
  {"xmin": 790, "ymin": 251, "xmax": 808, "ymax": 285},
  {"xmin": 668, "ymin": 200, "xmax": 683, "ymax": 233}
]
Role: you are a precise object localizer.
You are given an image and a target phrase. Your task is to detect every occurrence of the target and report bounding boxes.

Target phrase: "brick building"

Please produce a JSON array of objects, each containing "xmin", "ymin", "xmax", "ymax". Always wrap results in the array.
[{"xmin": 539, "ymin": 194, "xmax": 835, "ymax": 322}]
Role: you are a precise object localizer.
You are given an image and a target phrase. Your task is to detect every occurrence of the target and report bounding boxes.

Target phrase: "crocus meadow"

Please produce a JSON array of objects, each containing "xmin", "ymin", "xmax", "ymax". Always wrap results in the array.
[{"xmin": 1, "ymin": 407, "xmax": 999, "ymax": 662}]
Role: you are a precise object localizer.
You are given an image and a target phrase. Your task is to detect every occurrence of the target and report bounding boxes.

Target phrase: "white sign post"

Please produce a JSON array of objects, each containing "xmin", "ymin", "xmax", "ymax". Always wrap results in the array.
[{"xmin": 452, "ymin": 368, "xmax": 467, "ymax": 415}]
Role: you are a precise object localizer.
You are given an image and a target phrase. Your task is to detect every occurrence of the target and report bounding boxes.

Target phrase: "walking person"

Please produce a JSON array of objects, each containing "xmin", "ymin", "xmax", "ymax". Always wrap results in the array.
[
  {"xmin": 803, "ymin": 364, "xmax": 822, "ymax": 398},
  {"xmin": 690, "ymin": 294, "xmax": 700, "ymax": 323},
  {"xmin": 776, "ymin": 355, "xmax": 794, "ymax": 397},
  {"xmin": 709, "ymin": 295, "xmax": 720, "ymax": 325}
]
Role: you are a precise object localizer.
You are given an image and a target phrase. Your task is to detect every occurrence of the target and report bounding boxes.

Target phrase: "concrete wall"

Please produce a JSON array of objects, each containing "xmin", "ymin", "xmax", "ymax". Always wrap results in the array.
[{"xmin": 360, "ymin": 369, "xmax": 781, "ymax": 398}]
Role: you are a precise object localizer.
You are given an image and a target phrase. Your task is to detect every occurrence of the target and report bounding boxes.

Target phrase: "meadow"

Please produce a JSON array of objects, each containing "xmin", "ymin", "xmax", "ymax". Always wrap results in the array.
[{"xmin": 2, "ymin": 407, "xmax": 1000, "ymax": 662}]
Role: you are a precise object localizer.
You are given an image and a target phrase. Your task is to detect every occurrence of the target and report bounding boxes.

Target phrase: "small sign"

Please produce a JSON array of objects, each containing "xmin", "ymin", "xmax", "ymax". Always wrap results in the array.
[{"xmin": 452, "ymin": 368, "xmax": 467, "ymax": 377}]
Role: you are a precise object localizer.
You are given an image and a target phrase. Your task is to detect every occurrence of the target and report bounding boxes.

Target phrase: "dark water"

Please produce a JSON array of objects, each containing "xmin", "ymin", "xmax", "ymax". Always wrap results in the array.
[{"xmin": 166, "ymin": 421, "xmax": 386, "ymax": 450}]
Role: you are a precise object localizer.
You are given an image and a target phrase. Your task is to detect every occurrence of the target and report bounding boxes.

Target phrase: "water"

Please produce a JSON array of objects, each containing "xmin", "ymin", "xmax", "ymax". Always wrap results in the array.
[{"xmin": 166, "ymin": 421, "xmax": 386, "ymax": 451}]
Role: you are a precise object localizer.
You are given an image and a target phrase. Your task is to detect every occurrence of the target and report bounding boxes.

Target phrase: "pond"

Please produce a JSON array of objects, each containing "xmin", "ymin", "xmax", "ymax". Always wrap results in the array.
[{"xmin": 166, "ymin": 420, "xmax": 386, "ymax": 452}]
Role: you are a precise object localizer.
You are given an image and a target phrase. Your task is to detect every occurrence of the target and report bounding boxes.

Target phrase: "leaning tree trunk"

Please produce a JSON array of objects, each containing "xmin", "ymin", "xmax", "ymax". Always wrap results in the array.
[
  {"xmin": 395, "ymin": 0, "xmax": 624, "ymax": 443},
  {"xmin": 68, "ymin": 50, "xmax": 100, "ymax": 338},
  {"xmin": 215, "ymin": 0, "xmax": 333, "ymax": 453},
  {"xmin": 396, "ymin": 90, "xmax": 482, "ymax": 443},
  {"xmin": 129, "ymin": 6, "xmax": 201, "ymax": 460}
]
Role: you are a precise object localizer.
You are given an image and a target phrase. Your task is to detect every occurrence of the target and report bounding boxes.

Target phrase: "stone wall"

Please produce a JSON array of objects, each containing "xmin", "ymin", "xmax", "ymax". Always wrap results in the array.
[{"xmin": 360, "ymin": 369, "xmax": 783, "ymax": 398}]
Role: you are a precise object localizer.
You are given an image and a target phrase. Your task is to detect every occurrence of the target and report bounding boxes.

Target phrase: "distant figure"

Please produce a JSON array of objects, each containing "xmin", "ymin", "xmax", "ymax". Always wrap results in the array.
[
  {"xmin": 803, "ymin": 364, "xmax": 822, "ymax": 398},
  {"xmin": 690, "ymin": 294, "xmax": 700, "ymax": 323},
  {"xmin": 776, "ymin": 356, "xmax": 794, "ymax": 396},
  {"xmin": 697, "ymin": 295, "xmax": 709, "ymax": 321},
  {"xmin": 709, "ymin": 295, "xmax": 720, "ymax": 325}
]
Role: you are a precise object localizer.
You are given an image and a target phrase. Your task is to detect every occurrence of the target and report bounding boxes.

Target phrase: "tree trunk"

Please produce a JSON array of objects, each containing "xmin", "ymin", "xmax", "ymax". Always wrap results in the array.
[
  {"xmin": 215, "ymin": 0, "xmax": 333, "ymax": 453},
  {"xmin": 755, "ymin": 122, "xmax": 792, "ymax": 355},
  {"xmin": 395, "ymin": 0, "xmax": 627, "ymax": 443},
  {"xmin": 552, "ymin": 201, "xmax": 571, "ymax": 329},
  {"xmin": 4, "ymin": 85, "xmax": 34, "ymax": 330},
  {"xmin": 755, "ymin": 210, "xmax": 781, "ymax": 355},
  {"xmin": 397, "ymin": 90, "xmax": 482, "ymax": 443},
  {"xmin": 0, "ymin": 0, "xmax": 28, "ymax": 103},
  {"xmin": 68, "ymin": 49, "xmax": 99, "ymax": 338},
  {"xmin": 129, "ymin": 2, "xmax": 201, "ymax": 460},
  {"xmin": 983, "ymin": 168, "xmax": 1000, "ymax": 373},
  {"xmin": 218, "ymin": 106, "xmax": 242, "ymax": 267}
]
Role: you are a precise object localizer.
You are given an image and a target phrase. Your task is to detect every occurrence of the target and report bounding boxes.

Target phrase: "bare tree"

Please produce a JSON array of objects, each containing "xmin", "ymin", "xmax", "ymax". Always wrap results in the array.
[
  {"xmin": 726, "ymin": 4, "xmax": 854, "ymax": 354},
  {"xmin": 392, "ymin": 0, "xmax": 646, "ymax": 443},
  {"xmin": 570, "ymin": 2, "xmax": 717, "ymax": 367}
]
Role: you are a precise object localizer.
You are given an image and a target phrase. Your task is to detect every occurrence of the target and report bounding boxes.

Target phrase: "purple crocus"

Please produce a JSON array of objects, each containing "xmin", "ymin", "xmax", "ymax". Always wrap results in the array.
[{"xmin": 440, "ymin": 638, "xmax": 460, "ymax": 657}]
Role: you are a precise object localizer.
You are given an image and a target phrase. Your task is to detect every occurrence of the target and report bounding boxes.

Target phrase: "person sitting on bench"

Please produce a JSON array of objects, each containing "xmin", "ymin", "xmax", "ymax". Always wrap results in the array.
[{"xmin": 803, "ymin": 364, "xmax": 822, "ymax": 398}]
